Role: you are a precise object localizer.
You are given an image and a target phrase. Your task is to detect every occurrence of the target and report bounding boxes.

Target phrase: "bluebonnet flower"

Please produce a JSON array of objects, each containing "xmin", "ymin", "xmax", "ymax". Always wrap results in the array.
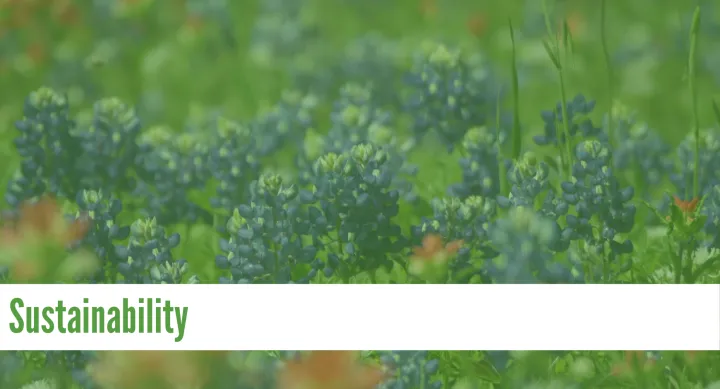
[
  {"xmin": 250, "ymin": 0, "xmax": 318, "ymax": 66},
  {"xmin": 404, "ymin": 44, "xmax": 500, "ymax": 151},
  {"xmin": 334, "ymin": 34, "xmax": 406, "ymax": 107},
  {"xmin": 10, "ymin": 87, "xmax": 80, "ymax": 204},
  {"xmin": 47, "ymin": 57, "xmax": 100, "ymax": 105},
  {"xmin": 560, "ymin": 141, "xmax": 636, "ymax": 262},
  {"xmin": 609, "ymin": 102, "xmax": 673, "ymax": 199},
  {"xmin": 450, "ymin": 126, "xmax": 501, "ymax": 199},
  {"xmin": 378, "ymin": 351, "xmax": 442, "ymax": 389},
  {"xmin": 114, "ymin": 217, "xmax": 193, "ymax": 284},
  {"xmin": 75, "ymin": 97, "xmax": 142, "ymax": 194},
  {"xmin": 498, "ymin": 152, "xmax": 551, "ymax": 208},
  {"xmin": 73, "ymin": 189, "xmax": 130, "ymax": 283},
  {"xmin": 304, "ymin": 144, "xmax": 408, "ymax": 281},
  {"xmin": 323, "ymin": 84, "xmax": 395, "ymax": 154},
  {"xmin": 671, "ymin": 129, "xmax": 720, "ymax": 200},
  {"xmin": 489, "ymin": 207, "xmax": 580, "ymax": 283},
  {"xmin": 300, "ymin": 84, "xmax": 417, "ymax": 200},
  {"xmin": 534, "ymin": 94, "xmax": 605, "ymax": 147},
  {"xmin": 251, "ymin": 90, "xmax": 318, "ymax": 156},
  {"xmin": 207, "ymin": 116, "xmax": 261, "ymax": 212},
  {"xmin": 216, "ymin": 173, "xmax": 317, "ymax": 283},
  {"xmin": 411, "ymin": 196, "xmax": 496, "ymax": 282},
  {"xmin": 134, "ymin": 126, "xmax": 213, "ymax": 225},
  {"xmin": 5, "ymin": 169, "xmax": 46, "ymax": 211},
  {"xmin": 0, "ymin": 352, "xmax": 24, "ymax": 387},
  {"xmin": 44, "ymin": 351, "xmax": 96, "ymax": 388},
  {"xmin": 701, "ymin": 185, "xmax": 720, "ymax": 249}
]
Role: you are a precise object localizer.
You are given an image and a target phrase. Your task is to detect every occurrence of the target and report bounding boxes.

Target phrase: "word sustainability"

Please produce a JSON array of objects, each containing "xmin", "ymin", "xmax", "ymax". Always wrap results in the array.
[{"xmin": 8, "ymin": 297, "xmax": 189, "ymax": 342}]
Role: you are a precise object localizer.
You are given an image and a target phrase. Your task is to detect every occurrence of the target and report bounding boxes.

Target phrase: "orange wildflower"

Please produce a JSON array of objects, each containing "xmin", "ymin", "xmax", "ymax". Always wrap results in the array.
[
  {"xmin": 556, "ymin": 11, "xmax": 585, "ymax": 42},
  {"xmin": 278, "ymin": 351, "xmax": 386, "ymax": 389},
  {"xmin": 664, "ymin": 195, "xmax": 699, "ymax": 224},
  {"xmin": 420, "ymin": 0, "xmax": 437, "ymax": 19},
  {"xmin": 184, "ymin": 13, "xmax": 205, "ymax": 32},
  {"xmin": 610, "ymin": 351, "xmax": 656, "ymax": 376},
  {"xmin": 9, "ymin": 5, "xmax": 33, "ymax": 29},
  {"xmin": 26, "ymin": 41, "xmax": 46, "ymax": 65},
  {"xmin": 89, "ymin": 351, "xmax": 228, "ymax": 389},
  {"xmin": 673, "ymin": 195, "xmax": 699, "ymax": 213},
  {"xmin": 0, "ymin": 197, "xmax": 91, "ymax": 282},
  {"xmin": 413, "ymin": 234, "xmax": 463, "ymax": 261},
  {"xmin": 467, "ymin": 13, "xmax": 487, "ymax": 38},
  {"xmin": 53, "ymin": 1, "xmax": 82, "ymax": 26},
  {"xmin": 0, "ymin": 196, "xmax": 89, "ymax": 247}
]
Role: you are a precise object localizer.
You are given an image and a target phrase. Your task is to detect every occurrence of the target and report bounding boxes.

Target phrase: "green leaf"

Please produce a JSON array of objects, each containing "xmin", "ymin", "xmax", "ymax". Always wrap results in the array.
[
  {"xmin": 470, "ymin": 359, "xmax": 502, "ymax": 383},
  {"xmin": 640, "ymin": 200, "xmax": 669, "ymax": 225},
  {"xmin": 687, "ymin": 214, "xmax": 707, "ymax": 235},
  {"xmin": 690, "ymin": 253, "xmax": 720, "ymax": 282},
  {"xmin": 712, "ymin": 99, "xmax": 720, "ymax": 128},
  {"xmin": 542, "ymin": 40, "xmax": 562, "ymax": 70},
  {"xmin": 543, "ymin": 155, "xmax": 560, "ymax": 172}
]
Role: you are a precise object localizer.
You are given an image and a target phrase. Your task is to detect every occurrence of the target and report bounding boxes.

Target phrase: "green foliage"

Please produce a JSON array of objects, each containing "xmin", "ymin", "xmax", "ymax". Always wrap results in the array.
[{"xmin": 1, "ymin": 0, "xmax": 720, "ymax": 388}]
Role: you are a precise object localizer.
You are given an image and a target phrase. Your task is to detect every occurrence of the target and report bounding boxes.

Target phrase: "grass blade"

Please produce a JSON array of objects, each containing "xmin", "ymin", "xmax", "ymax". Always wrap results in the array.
[
  {"xmin": 600, "ymin": 0, "xmax": 615, "ymax": 147},
  {"xmin": 688, "ymin": 6, "xmax": 701, "ymax": 198},
  {"xmin": 509, "ymin": 18, "xmax": 522, "ymax": 160}
]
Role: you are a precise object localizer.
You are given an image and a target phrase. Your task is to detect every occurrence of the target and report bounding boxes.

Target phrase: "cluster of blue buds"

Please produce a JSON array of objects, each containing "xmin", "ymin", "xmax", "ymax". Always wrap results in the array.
[
  {"xmin": 496, "ymin": 152, "xmax": 572, "ymax": 251},
  {"xmin": 48, "ymin": 57, "xmax": 100, "ymax": 105},
  {"xmin": 4, "ymin": 169, "xmax": 45, "ymax": 212},
  {"xmin": 301, "ymin": 84, "xmax": 417, "ymax": 201},
  {"xmin": 609, "ymin": 103, "xmax": 673, "ymax": 199},
  {"xmin": 75, "ymin": 97, "xmax": 142, "ymax": 194},
  {"xmin": 702, "ymin": 185, "xmax": 720, "ymax": 249},
  {"xmin": 73, "ymin": 189, "xmax": 130, "ymax": 283},
  {"xmin": 10, "ymin": 88, "xmax": 80, "ymax": 205},
  {"xmin": 43, "ymin": 351, "xmax": 96, "ymax": 388},
  {"xmin": 250, "ymin": 90, "xmax": 318, "ymax": 156},
  {"xmin": 216, "ymin": 173, "xmax": 318, "ymax": 283},
  {"xmin": 498, "ymin": 152, "xmax": 551, "ymax": 208},
  {"xmin": 378, "ymin": 351, "xmax": 442, "ymax": 389},
  {"xmin": 560, "ymin": 141, "xmax": 636, "ymax": 260},
  {"xmin": 671, "ymin": 129, "xmax": 720, "ymax": 199},
  {"xmin": 324, "ymin": 84, "xmax": 395, "ymax": 154},
  {"xmin": 335, "ymin": 34, "xmax": 405, "ymax": 107},
  {"xmin": 411, "ymin": 196, "xmax": 496, "ymax": 283},
  {"xmin": 303, "ymin": 144, "xmax": 408, "ymax": 281},
  {"xmin": 404, "ymin": 44, "xmax": 499, "ymax": 151},
  {"xmin": 207, "ymin": 116, "xmax": 261, "ymax": 212},
  {"xmin": 114, "ymin": 217, "xmax": 196, "ymax": 284},
  {"xmin": 489, "ymin": 207, "xmax": 582, "ymax": 283},
  {"xmin": 134, "ymin": 126, "xmax": 213, "ymax": 225},
  {"xmin": 534, "ymin": 94, "xmax": 605, "ymax": 147},
  {"xmin": 450, "ymin": 126, "xmax": 501, "ymax": 199}
]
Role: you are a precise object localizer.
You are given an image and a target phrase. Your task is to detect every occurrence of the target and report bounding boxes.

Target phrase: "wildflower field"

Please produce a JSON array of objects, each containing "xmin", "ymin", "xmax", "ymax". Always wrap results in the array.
[{"xmin": 1, "ymin": 0, "xmax": 720, "ymax": 388}]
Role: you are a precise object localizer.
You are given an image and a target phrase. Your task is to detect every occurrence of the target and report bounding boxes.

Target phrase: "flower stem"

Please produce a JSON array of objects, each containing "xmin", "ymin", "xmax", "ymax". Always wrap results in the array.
[
  {"xmin": 600, "ymin": 0, "xmax": 615, "ymax": 147},
  {"xmin": 508, "ymin": 18, "xmax": 522, "ymax": 161},
  {"xmin": 689, "ymin": 6, "xmax": 701, "ymax": 198},
  {"xmin": 541, "ymin": 0, "xmax": 573, "ymax": 179}
]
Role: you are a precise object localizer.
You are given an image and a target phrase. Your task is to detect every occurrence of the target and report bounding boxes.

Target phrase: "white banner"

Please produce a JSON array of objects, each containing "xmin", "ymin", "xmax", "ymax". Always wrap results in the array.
[{"xmin": 0, "ymin": 284, "xmax": 718, "ymax": 350}]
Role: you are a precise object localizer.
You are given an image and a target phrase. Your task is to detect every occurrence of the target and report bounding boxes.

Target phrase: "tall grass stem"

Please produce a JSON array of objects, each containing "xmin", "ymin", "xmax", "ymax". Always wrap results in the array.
[
  {"xmin": 509, "ymin": 19, "xmax": 522, "ymax": 161},
  {"xmin": 600, "ymin": 0, "xmax": 615, "ymax": 148},
  {"xmin": 689, "ymin": 6, "xmax": 701, "ymax": 199}
]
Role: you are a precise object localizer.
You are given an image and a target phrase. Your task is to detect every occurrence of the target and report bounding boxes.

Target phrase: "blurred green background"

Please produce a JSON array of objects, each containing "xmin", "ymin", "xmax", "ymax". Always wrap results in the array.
[{"xmin": 1, "ymin": 0, "xmax": 719, "ymax": 177}]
